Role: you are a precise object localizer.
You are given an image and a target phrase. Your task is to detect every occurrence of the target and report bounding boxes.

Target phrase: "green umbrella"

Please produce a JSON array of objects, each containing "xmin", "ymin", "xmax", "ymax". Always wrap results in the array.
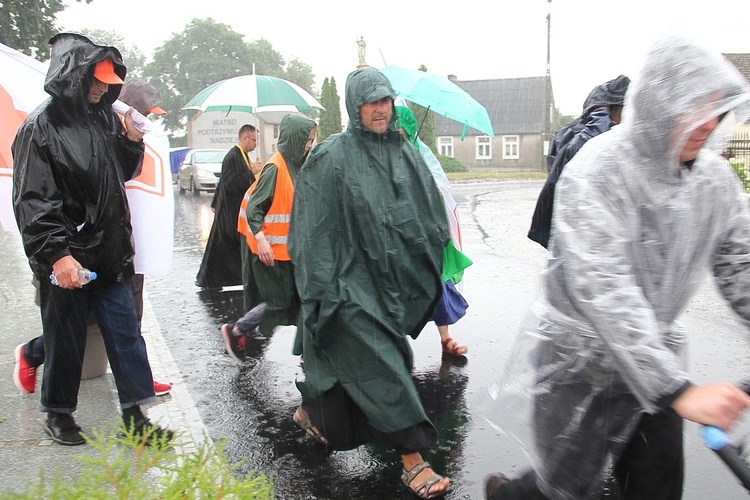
[
  {"xmin": 380, "ymin": 66, "xmax": 494, "ymax": 139},
  {"xmin": 183, "ymin": 74, "xmax": 324, "ymax": 114}
]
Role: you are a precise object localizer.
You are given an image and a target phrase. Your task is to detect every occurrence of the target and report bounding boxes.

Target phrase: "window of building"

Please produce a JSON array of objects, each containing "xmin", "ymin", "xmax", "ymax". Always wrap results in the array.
[
  {"xmin": 503, "ymin": 135, "xmax": 519, "ymax": 159},
  {"xmin": 273, "ymin": 125, "xmax": 279, "ymax": 139},
  {"xmin": 438, "ymin": 137, "xmax": 453, "ymax": 157},
  {"xmin": 476, "ymin": 136, "xmax": 492, "ymax": 159}
]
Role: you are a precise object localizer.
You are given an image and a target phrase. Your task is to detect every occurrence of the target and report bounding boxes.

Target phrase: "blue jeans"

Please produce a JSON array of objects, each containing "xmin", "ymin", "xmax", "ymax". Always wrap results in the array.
[{"xmin": 38, "ymin": 278, "xmax": 156, "ymax": 413}]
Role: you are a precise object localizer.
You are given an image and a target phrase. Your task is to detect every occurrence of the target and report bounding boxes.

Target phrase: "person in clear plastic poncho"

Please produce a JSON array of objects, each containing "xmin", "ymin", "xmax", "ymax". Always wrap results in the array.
[{"xmin": 483, "ymin": 35, "xmax": 750, "ymax": 500}]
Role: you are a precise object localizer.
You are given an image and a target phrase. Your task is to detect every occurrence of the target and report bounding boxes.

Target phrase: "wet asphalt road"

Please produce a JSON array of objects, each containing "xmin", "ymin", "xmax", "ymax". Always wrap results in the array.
[{"xmin": 146, "ymin": 181, "xmax": 750, "ymax": 499}]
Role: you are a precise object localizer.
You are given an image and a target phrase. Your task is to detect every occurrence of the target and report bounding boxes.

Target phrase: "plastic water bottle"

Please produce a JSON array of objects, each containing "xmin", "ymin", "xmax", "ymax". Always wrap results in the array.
[{"xmin": 50, "ymin": 268, "xmax": 97, "ymax": 286}]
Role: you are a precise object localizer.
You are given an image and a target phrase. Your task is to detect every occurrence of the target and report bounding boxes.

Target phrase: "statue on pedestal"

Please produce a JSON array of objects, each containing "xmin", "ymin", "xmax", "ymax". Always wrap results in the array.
[{"xmin": 357, "ymin": 36, "xmax": 367, "ymax": 67}]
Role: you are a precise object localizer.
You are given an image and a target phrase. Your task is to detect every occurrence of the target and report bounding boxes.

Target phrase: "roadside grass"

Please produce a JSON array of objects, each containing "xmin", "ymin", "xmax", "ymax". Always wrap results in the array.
[
  {"xmin": 2, "ymin": 423, "xmax": 273, "ymax": 499},
  {"xmin": 447, "ymin": 170, "xmax": 547, "ymax": 182}
]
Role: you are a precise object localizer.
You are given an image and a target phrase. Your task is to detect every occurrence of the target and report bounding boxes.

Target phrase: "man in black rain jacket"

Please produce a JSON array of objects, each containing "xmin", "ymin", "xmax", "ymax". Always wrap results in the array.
[{"xmin": 12, "ymin": 32, "xmax": 172, "ymax": 445}]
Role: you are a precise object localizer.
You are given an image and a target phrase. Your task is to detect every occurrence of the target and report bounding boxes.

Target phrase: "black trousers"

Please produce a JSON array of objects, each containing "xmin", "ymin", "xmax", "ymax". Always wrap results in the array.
[
  {"xmin": 302, "ymin": 382, "xmax": 437, "ymax": 455},
  {"xmin": 488, "ymin": 408, "xmax": 684, "ymax": 500}
]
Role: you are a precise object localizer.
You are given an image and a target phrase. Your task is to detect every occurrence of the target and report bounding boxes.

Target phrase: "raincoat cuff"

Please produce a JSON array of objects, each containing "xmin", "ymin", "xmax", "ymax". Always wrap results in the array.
[
  {"xmin": 657, "ymin": 380, "xmax": 693, "ymax": 409},
  {"xmin": 48, "ymin": 248, "xmax": 72, "ymax": 267}
]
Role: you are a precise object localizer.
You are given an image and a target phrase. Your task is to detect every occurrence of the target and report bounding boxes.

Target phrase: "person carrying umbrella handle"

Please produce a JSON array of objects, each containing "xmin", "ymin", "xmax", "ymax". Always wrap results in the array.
[{"xmin": 395, "ymin": 105, "xmax": 471, "ymax": 358}]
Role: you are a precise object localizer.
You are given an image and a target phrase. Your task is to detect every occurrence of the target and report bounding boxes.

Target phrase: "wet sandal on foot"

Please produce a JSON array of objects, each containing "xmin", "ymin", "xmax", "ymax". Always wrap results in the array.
[
  {"xmin": 401, "ymin": 460, "xmax": 451, "ymax": 499},
  {"xmin": 441, "ymin": 336, "xmax": 468, "ymax": 356},
  {"xmin": 293, "ymin": 406, "xmax": 327, "ymax": 446}
]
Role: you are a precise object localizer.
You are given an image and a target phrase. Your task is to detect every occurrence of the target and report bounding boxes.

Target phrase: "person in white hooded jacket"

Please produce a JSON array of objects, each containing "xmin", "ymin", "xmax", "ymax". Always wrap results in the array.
[{"xmin": 484, "ymin": 34, "xmax": 750, "ymax": 500}]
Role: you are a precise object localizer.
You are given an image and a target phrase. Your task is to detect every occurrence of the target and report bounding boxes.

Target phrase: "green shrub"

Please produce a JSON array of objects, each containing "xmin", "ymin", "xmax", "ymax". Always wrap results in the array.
[
  {"xmin": 3, "ymin": 423, "xmax": 273, "ymax": 499},
  {"xmin": 730, "ymin": 159, "xmax": 750, "ymax": 193},
  {"xmin": 436, "ymin": 154, "xmax": 467, "ymax": 173}
]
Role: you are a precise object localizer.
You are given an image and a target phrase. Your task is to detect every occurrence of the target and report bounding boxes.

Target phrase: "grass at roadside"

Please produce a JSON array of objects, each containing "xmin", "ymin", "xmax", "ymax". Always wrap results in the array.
[{"xmin": 447, "ymin": 170, "xmax": 547, "ymax": 182}]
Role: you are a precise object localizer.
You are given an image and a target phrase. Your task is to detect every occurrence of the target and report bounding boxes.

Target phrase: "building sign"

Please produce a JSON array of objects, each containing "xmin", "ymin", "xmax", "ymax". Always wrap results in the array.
[{"xmin": 187, "ymin": 111, "xmax": 259, "ymax": 149}]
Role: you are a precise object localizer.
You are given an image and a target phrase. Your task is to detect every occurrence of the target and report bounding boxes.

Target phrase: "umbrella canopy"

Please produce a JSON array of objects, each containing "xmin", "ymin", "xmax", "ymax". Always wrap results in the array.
[
  {"xmin": 379, "ymin": 66, "xmax": 494, "ymax": 139},
  {"xmin": 182, "ymin": 74, "xmax": 324, "ymax": 114},
  {"xmin": 0, "ymin": 43, "xmax": 49, "ymax": 169},
  {"xmin": 0, "ymin": 43, "xmax": 49, "ymax": 231}
]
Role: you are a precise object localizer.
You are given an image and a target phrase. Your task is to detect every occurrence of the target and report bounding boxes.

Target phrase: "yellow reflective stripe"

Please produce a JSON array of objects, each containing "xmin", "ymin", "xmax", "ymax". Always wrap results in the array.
[
  {"xmin": 264, "ymin": 213, "xmax": 291, "ymax": 223},
  {"xmin": 266, "ymin": 235, "xmax": 288, "ymax": 244}
]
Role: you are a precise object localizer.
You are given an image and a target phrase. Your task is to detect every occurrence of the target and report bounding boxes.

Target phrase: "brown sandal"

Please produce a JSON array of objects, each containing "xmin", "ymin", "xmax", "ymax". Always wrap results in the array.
[
  {"xmin": 293, "ymin": 406, "xmax": 327, "ymax": 446},
  {"xmin": 401, "ymin": 460, "xmax": 451, "ymax": 499}
]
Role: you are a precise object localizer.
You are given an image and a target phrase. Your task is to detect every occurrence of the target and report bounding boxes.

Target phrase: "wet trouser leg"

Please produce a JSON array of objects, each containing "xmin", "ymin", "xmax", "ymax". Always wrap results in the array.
[
  {"xmin": 241, "ymin": 241, "xmax": 258, "ymax": 312},
  {"xmin": 38, "ymin": 279, "xmax": 89, "ymax": 413},
  {"xmin": 23, "ymin": 335, "xmax": 46, "ymax": 368},
  {"xmin": 90, "ymin": 280, "xmax": 155, "ymax": 410},
  {"xmin": 614, "ymin": 409, "xmax": 684, "ymax": 499},
  {"xmin": 251, "ymin": 256, "xmax": 300, "ymax": 336}
]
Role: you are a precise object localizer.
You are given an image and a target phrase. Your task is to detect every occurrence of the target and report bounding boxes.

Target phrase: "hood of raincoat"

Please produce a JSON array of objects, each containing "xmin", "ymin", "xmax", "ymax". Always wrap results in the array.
[
  {"xmin": 45, "ymin": 32, "xmax": 126, "ymax": 117},
  {"xmin": 622, "ymin": 35, "xmax": 750, "ymax": 167},
  {"xmin": 345, "ymin": 67, "xmax": 398, "ymax": 138},
  {"xmin": 277, "ymin": 113, "xmax": 316, "ymax": 169},
  {"xmin": 119, "ymin": 78, "xmax": 162, "ymax": 116},
  {"xmin": 581, "ymin": 74, "xmax": 630, "ymax": 119}
]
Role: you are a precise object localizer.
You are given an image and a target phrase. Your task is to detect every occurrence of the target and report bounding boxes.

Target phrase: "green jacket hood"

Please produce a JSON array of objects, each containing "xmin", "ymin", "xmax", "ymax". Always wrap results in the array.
[
  {"xmin": 345, "ymin": 67, "xmax": 397, "ymax": 136},
  {"xmin": 278, "ymin": 114, "xmax": 316, "ymax": 168},
  {"xmin": 45, "ymin": 32, "xmax": 126, "ymax": 116}
]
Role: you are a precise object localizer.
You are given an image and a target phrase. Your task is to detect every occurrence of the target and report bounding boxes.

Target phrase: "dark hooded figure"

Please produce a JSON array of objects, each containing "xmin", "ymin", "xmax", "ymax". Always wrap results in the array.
[
  {"xmin": 288, "ymin": 67, "xmax": 452, "ymax": 498},
  {"xmin": 12, "ymin": 32, "xmax": 172, "ymax": 446},
  {"xmin": 528, "ymin": 74, "xmax": 630, "ymax": 248}
]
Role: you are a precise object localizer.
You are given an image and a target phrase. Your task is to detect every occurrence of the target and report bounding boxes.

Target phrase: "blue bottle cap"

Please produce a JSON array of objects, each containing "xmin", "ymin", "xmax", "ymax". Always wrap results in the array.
[
  {"xmin": 89, "ymin": 271, "xmax": 97, "ymax": 280},
  {"xmin": 702, "ymin": 426, "xmax": 730, "ymax": 450}
]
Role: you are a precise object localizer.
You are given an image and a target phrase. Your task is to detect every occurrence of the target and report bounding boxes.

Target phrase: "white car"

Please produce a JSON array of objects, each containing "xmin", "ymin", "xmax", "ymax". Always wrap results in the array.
[{"xmin": 177, "ymin": 149, "xmax": 227, "ymax": 194}]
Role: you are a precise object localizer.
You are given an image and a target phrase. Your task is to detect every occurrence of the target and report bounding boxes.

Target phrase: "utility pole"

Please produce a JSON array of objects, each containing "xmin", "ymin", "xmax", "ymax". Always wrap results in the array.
[{"xmin": 546, "ymin": 0, "xmax": 552, "ymax": 136}]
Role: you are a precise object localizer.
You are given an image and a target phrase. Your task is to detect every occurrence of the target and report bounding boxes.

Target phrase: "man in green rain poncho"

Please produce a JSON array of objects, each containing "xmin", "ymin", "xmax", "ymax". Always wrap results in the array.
[{"xmin": 288, "ymin": 67, "xmax": 452, "ymax": 499}]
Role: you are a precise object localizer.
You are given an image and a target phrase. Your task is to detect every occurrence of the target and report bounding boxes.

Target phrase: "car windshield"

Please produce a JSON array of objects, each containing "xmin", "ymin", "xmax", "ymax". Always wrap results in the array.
[{"xmin": 193, "ymin": 150, "xmax": 226, "ymax": 163}]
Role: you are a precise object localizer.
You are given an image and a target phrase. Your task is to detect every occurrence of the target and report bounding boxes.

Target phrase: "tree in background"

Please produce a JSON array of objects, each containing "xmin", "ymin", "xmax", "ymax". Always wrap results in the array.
[
  {"xmin": 285, "ymin": 58, "xmax": 316, "ymax": 96},
  {"xmin": 0, "ymin": 0, "xmax": 92, "ymax": 59},
  {"xmin": 143, "ymin": 18, "xmax": 253, "ymax": 134},
  {"xmin": 142, "ymin": 18, "xmax": 316, "ymax": 137},
  {"xmin": 556, "ymin": 111, "xmax": 575, "ymax": 130},
  {"xmin": 407, "ymin": 65, "xmax": 436, "ymax": 151},
  {"xmin": 86, "ymin": 29, "xmax": 146, "ymax": 79},
  {"xmin": 318, "ymin": 77, "xmax": 342, "ymax": 140}
]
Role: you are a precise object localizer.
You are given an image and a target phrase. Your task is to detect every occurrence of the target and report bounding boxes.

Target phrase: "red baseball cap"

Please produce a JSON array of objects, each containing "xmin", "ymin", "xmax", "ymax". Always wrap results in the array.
[
  {"xmin": 149, "ymin": 104, "xmax": 167, "ymax": 116},
  {"xmin": 93, "ymin": 58, "xmax": 125, "ymax": 85}
]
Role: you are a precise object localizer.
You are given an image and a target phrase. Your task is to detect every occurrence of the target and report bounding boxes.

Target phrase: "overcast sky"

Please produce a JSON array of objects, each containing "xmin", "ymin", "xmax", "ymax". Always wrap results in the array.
[{"xmin": 57, "ymin": 0, "xmax": 750, "ymax": 116}]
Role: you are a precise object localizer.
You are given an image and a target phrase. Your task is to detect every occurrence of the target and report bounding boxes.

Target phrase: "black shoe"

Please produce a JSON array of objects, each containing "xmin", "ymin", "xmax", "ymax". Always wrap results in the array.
[
  {"xmin": 221, "ymin": 323, "xmax": 246, "ymax": 363},
  {"xmin": 43, "ymin": 411, "xmax": 86, "ymax": 446},
  {"xmin": 122, "ymin": 415, "xmax": 175, "ymax": 446}
]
